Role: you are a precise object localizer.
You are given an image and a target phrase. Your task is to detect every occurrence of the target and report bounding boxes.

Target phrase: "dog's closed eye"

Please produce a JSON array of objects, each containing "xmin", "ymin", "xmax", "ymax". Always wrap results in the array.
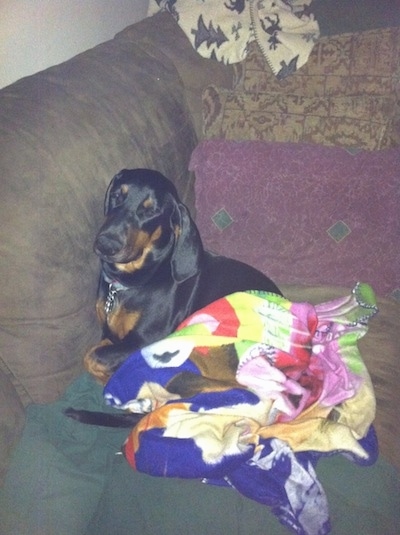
[{"xmin": 110, "ymin": 187, "xmax": 128, "ymax": 208}]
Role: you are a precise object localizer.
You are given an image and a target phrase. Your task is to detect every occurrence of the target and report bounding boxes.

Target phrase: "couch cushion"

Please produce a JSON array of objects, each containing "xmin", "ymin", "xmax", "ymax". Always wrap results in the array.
[
  {"xmin": 0, "ymin": 371, "xmax": 25, "ymax": 484},
  {"xmin": 115, "ymin": 12, "xmax": 234, "ymax": 139},
  {"xmin": 190, "ymin": 139, "xmax": 400, "ymax": 298},
  {"xmin": 281, "ymin": 284, "xmax": 400, "ymax": 471},
  {"xmin": 202, "ymin": 27, "xmax": 400, "ymax": 150},
  {"xmin": 0, "ymin": 19, "xmax": 197, "ymax": 405}
]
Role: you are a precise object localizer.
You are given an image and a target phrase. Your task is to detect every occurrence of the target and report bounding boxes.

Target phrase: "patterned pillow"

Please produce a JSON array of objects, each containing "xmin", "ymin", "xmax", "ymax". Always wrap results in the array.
[
  {"xmin": 189, "ymin": 140, "xmax": 400, "ymax": 298},
  {"xmin": 203, "ymin": 27, "xmax": 400, "ymax": 151}
]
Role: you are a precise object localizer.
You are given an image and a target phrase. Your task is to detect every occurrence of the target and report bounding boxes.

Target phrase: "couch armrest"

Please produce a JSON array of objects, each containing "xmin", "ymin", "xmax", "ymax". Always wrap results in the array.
[
  {"xmin": 0, "ymin": 14, "xmax": 198, "ymax": 409},
  {"xmin": 0, "ymin": 370, "xmax": 25, "ymax": 485}
]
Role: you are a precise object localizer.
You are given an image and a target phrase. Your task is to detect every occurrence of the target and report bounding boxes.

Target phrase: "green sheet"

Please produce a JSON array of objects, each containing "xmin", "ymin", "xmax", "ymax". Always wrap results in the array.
[{"xmin": 1, "ymin": 373, "xmax": 399, "ymax": 535}]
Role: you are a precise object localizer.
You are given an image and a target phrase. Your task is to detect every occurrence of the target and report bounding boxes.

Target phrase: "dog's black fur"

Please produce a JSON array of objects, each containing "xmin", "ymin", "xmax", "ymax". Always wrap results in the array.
[{"xmin": 66, "ymin": 169, "xmax": 281, "ymax": 427}]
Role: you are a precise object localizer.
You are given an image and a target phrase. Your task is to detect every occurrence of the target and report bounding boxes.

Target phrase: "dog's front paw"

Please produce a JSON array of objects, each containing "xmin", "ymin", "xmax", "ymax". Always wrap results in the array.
[{"xmin": 83, "ymin": 339, "xmax": 114, "ymax": 384}]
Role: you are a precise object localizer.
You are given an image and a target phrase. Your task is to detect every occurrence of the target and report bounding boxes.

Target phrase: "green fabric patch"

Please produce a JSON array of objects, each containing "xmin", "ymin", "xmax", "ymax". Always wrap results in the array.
[
  {"xmin": 211, "ymin": 208, "xmax": 233, "ymax": 230},
  {"xmin": 1, "ymin": 373, "xmax": 399, "ymax": 535},
  {"xmin": 327, "ymin": 220, "xmax": 351, "ymax": 242}
]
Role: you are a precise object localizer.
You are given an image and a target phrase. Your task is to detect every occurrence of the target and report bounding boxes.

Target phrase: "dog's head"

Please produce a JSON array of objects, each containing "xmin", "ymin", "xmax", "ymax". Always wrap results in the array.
[{"xmin": 95, "ymin": 169, "xmax": 202, "ymax": 282}]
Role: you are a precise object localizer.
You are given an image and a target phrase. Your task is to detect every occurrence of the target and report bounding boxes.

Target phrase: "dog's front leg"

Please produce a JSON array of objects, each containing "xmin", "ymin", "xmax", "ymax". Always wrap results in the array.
[{"xmin": 84, "ymin": 339, "xmax": 134, "ymax": 384}]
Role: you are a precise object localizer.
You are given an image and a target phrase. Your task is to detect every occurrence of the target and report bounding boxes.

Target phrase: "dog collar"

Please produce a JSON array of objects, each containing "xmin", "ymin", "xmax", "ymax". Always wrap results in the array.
[{"xmin": 102, "ymin": 273, "xmax": 128, "ymax": 316}]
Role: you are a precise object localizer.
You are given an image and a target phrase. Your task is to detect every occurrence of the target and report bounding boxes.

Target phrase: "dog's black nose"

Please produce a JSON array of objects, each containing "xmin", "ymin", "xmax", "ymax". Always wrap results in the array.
[{"xmin": 94, "ymin": 234, "xmax": 123, "ymax": 257}]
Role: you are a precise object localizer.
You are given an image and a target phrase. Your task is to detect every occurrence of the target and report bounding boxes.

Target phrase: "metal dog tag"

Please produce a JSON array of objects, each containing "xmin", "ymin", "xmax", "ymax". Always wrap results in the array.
[{"xmin": 104, "ymin": 284, "xmax": 118, "ymax": 315}]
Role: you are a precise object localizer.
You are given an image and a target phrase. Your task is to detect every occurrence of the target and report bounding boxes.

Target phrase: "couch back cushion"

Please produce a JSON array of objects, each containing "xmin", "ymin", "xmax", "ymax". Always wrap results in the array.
[
  {"xmin": 115, "ymin": 12, "xmax": 234, "ymax": 140},
  {"xmin": 202, "ymin": 27, "xmax": 400, "ymax": 151},
  {"xmin": 190, "ymin": 140, "xmax": 399, "ymax": 298}
]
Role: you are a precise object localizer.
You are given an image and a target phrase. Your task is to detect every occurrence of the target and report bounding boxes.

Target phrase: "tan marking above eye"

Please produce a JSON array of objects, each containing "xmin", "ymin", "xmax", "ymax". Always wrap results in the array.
[
  {"xmin": 121, "ymin": 184, "xmax": 129, "ymax": 194},
  {"xmin": 143, "ymin": 196, "xmax": 154, "ymax": 209},
  {"xmin": 107, "ymin": 306, "xmax": 141, "ymax": 340},
  {"xmin": 115, "ymin": 225, "xmax": 162, "ymax": 274}
]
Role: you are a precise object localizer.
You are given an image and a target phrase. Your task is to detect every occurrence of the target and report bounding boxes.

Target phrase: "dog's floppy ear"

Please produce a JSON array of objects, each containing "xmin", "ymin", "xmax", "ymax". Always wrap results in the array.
[{"xmin": 170, "ymin": 201, "xmax": 203, "ymax": 283}]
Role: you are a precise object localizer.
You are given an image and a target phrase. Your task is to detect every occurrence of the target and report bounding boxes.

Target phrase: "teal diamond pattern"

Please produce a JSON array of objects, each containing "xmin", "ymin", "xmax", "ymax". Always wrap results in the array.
[
  {"xmin": 212, "ymin": 208, "xmax": 234, "ymax": 230},
  {"xmin": 327, "ymin": 220, "xmax": 351, "ymax": 243}
]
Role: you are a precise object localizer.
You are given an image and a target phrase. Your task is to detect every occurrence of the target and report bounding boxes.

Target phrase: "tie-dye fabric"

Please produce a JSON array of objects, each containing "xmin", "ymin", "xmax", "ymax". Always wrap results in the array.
[{"xmin": 104, "ymin": 283, "xmax": 378, "ymax": 535}]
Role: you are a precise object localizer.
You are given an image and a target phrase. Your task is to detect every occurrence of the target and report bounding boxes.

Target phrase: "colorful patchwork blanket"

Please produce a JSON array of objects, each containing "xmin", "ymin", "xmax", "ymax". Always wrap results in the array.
[
  {"xmin": 149, "ymin": 0, "xmax": 320, "ymax": 79},
  {"xmin": 104, "ymin": 283, "xmax": 379, "ymax": 535}
]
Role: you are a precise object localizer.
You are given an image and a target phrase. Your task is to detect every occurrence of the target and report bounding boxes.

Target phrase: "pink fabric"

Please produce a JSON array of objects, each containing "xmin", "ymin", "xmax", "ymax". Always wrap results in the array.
[
  {"xmin": 237, "ymin": 351, "xmax": 312, "ymax": 422},
  {"xmin": 190, "ymin": 140, "xmax": 400, "ymax": 297}
]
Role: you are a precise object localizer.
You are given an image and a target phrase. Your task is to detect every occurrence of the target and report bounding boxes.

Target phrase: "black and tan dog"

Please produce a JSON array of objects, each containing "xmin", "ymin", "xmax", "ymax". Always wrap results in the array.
[{"xmin": 66, "ymin": 168, "xmax": 281, "ymax": 426}]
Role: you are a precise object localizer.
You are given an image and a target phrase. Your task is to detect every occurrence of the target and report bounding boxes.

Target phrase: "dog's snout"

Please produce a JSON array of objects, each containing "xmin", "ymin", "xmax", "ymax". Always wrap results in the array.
[{"xmin": 94, "ymin": 234, "xmax": 123, "ymax": 257}]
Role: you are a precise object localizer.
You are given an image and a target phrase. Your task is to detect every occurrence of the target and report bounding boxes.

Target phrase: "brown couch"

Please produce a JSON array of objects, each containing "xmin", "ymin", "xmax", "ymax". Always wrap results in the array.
[{"xmin": 0, "ymin": 8, "xmax": 399, "ymax": 535}]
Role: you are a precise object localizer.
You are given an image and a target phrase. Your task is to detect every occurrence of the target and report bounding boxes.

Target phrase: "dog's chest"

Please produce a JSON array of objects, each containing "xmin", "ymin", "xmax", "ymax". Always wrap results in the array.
[{"xmin": 97, "ymin": 281, "xmax": 141, "ymax": 341}]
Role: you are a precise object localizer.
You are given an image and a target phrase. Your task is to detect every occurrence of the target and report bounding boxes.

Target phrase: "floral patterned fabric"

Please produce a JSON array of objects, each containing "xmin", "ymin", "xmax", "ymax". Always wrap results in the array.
[
  {"xmin": 149, "ymin": 0, "xmax": 319, "ymax": 78},
  {"xmin": 203, "ymin": 27, "xmax": 400, "ymax": 150}
]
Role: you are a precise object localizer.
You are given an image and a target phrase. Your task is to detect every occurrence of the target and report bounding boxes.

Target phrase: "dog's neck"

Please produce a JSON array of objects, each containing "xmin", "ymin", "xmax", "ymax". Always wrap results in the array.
[{"xmin": 102, "ymin": 271, "xmax": 129, "ymax": 289}]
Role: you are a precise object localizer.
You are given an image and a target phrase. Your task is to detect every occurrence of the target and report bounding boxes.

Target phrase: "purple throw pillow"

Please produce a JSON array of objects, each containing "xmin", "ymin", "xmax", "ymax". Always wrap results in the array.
[{"xmin": 190, "ymin": 140, "xmax": 399, "ymax": 298}]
